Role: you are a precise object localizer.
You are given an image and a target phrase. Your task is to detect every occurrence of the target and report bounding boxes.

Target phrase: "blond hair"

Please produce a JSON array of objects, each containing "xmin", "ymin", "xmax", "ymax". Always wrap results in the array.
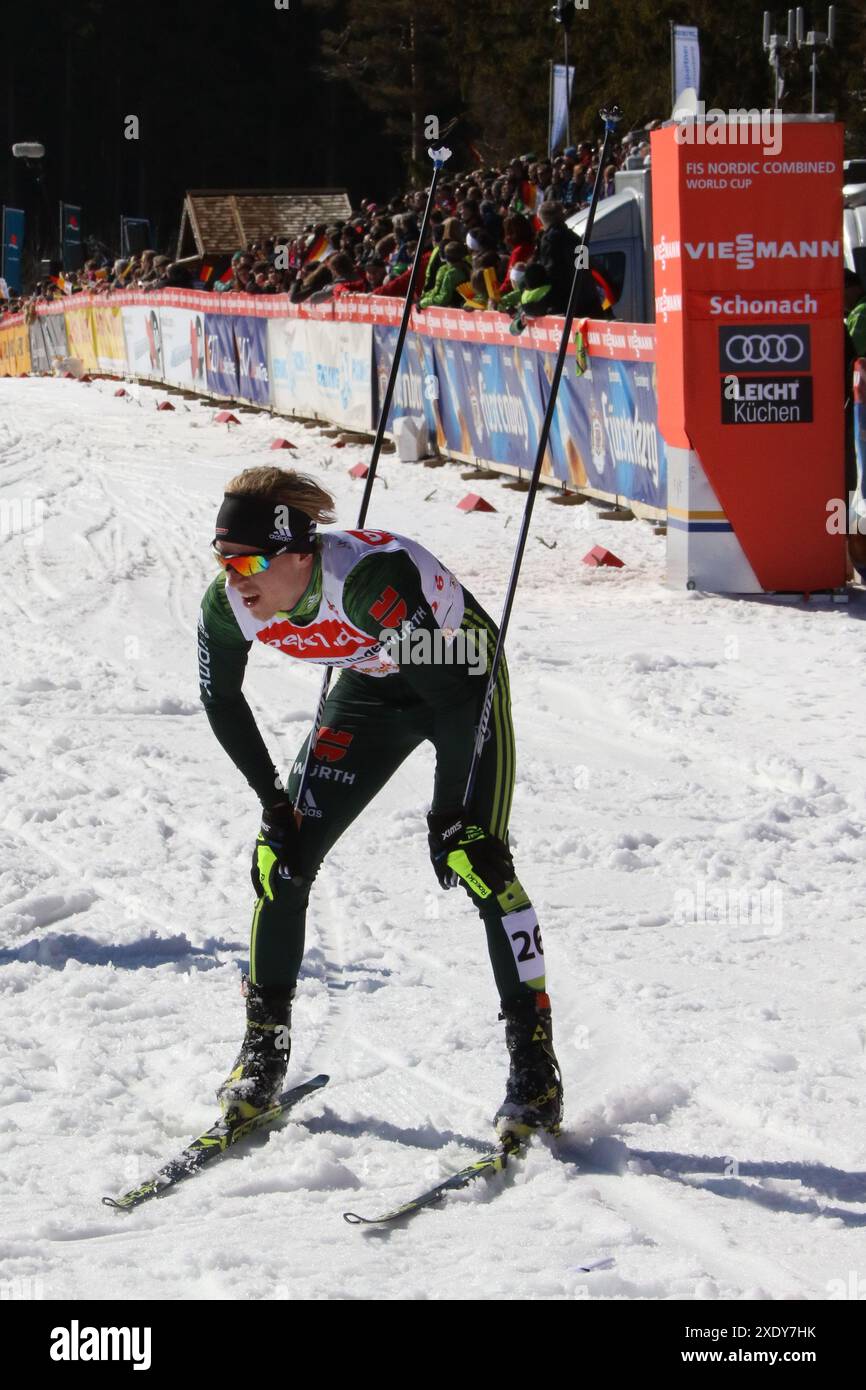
[{"xmin": 225, "ymin": 466, "xmax": 336, "ymax": 525}]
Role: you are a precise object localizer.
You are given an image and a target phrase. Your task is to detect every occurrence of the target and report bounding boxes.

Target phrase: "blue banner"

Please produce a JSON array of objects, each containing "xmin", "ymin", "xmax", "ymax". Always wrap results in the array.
[
  {"xmin": 430, "ymin": 336, "xmax": 543, "ymax": 466},
  {"xmin": 23, "ymin": 286, "xmax": 665, "ymax": 513},
  {"xmin": 204, "ymin": 314, "xmax": 239, "ymax": 396},
  {"xmin": 373, "ymin": 323, "xmax": 664, "ymax": 504},
  {"xmin": 548, "ymin": 356, "xmax": 665, "ymax": 506},
  {"xmin": 549, "ymin": 64, "xmax": 575, "ymax": 156},
  {"xmin": 61, "ymin": 203, "xmax": 83, "ymax": 272},
  {"xmin": 233, "ymin": 315, "xmax": 270, "ymax": 405},
  {"xmin": 374, "ymin": 326, "xmax": 438, "ymax": 440},
  {"xmin": 2, "ymin": 207, "xmax": 25, "ymax": 295},
  {"xmin": 672, "ymin": 23, "xmax": 700, "ymax": 108}
]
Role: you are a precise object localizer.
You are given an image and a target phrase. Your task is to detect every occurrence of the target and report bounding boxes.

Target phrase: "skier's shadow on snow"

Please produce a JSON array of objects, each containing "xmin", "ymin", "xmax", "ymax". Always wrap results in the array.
[
  {"xmin": 0, "ymin": 936, "xmax": 380, "ymax": 982},
  {"xmin": 0, "ymin": 931, "xmax": 245, "ymax": 970},
  {"xmin": 298, "ymin": 1108, "xmax": 484, "ymax": 1153},
  {"xmin": 736, "ymin": 589, "xmax": 866, "ymax": 621},
  {"xmin": 555, "ymin": 1136, "xmax": 866, "ymax": 1227}
]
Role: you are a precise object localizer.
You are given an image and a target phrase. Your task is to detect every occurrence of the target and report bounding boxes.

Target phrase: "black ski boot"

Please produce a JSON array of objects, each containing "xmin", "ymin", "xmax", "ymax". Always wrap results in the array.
[
  {"xmin": 216, "ymin": 977, "xmax": 295, "ymax": 1124},
  {"xmin": 494, "ymin": 991, "xmax": 563, "ymax": 1139}
]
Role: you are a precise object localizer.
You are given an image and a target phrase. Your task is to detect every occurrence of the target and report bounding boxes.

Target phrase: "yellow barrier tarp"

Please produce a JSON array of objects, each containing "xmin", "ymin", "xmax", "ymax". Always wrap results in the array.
[
  {"xmin": 0, "ymin": 320, "xmax": 31, "ymax": 376},
  {"xmin": 64, "ymin": 306, "xmax": 98, "ymax": 371}
]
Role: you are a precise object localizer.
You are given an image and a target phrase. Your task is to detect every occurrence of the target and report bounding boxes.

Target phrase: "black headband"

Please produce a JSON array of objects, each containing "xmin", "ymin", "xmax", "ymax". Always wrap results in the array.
[{"xmin": 213, "ymin": 493, "xmax": 317, "ymax": 553}]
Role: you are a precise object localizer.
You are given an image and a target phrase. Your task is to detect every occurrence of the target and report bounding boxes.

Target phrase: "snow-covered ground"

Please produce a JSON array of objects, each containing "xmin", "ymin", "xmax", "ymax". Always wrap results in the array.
[{"xmin": 1, "ymin": 374, "xmax": 865, "ymax": 1302}]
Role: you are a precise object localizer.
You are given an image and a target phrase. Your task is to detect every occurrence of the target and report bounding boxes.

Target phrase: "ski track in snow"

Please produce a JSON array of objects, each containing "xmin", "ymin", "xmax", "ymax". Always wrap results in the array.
[{"xmin": 1, "ymin": 376, "xmax": 865, "ymax": 1300}]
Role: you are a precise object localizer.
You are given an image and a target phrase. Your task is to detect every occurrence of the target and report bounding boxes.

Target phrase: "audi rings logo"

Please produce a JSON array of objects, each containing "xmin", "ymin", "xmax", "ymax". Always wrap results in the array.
[
  {"xmin": 726, "ymin": 334, "xmax": 804, "ymax": 365},
  {"xmin": 719, "ymin": 325, "xmax": 810, "ymax": 374}
]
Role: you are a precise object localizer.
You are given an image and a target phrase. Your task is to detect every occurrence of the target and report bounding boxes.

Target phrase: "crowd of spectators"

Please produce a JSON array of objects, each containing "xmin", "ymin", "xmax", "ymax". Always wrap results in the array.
[
  {"xmin": 0, "ymin": 246, "xmax": 197, "ymax": 323},
  {"xmin": 0, "ymin": 126, "xmax": 658, "ymax": 327}
]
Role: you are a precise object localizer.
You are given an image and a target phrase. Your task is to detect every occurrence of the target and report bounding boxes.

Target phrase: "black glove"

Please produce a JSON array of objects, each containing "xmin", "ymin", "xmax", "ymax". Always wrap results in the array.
[
  {"xmin": 426, "ymin": 810, "xmax": 514, "ymax": 899},
  {"xmin": 251, "ymin": 800, "xmax": 301, "ymax": 898}
]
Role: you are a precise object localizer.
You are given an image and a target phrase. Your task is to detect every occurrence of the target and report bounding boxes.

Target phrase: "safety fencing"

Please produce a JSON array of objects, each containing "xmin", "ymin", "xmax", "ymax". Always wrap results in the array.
[{"xmin": 0, "ymin": 289, "xmax": 666, "ymax": 514}]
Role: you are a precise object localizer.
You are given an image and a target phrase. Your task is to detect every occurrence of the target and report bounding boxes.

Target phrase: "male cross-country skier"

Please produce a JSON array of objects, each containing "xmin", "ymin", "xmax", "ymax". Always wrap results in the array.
[{"xmin": 197, "ymin": 465, "xmax": 562, "ymax": 1139}]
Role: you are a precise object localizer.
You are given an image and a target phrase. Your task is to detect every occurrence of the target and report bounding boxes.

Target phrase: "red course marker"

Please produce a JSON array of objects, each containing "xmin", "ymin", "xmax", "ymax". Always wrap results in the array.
[
  {"xmin": 457, "ymin": 493, "xmax": 496, "ymax": 513},
  {"xmin": 582, "ymin": 545, "xmax": 624, "ymax": 568}
]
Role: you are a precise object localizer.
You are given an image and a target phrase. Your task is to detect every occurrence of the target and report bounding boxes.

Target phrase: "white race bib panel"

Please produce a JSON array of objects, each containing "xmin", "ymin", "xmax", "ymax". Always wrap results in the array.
[{"xmin": 502, "ymin": 906, "xmax": 545, "ymax": 985}]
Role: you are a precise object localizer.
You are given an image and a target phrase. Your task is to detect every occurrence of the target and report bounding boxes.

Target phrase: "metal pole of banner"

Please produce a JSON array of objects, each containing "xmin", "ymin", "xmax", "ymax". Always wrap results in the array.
[
  {"xmin": 564, "ymin": 31, "xmax": 570, "ymax": 149},
  {"xmin": 461, "ymin": 104, "xmax": 623, "ymax": 813},
  {"xmin": 548, "ymin": 60, "xmax": 553, "ymax": 158},
  {"xmin": 287, "ymin": 141, "xmax": 454, "ymax": 837},
  {"xmin": 58, "ymin": 202, "xmax": 63, "ymax": 270},
  {"xmin": 670, "ymin": 21, "xmax": 676, "ymax": 111}
]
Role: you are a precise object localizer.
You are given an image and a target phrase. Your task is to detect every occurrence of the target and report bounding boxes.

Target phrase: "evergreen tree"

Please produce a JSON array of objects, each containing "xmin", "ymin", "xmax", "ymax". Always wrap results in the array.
[{"xmin": 311, "ymin": 0, "xmax": 866, "ymax": 175}]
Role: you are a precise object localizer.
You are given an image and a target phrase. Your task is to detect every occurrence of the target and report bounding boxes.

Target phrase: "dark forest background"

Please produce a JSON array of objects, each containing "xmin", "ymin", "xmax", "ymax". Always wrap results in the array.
[{"xmin": 3, "ymin": 0, "xmax": 865, "ymax": 254}]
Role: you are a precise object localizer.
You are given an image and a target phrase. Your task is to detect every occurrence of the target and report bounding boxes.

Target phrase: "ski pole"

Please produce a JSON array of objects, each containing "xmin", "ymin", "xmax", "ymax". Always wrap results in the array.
[
  {"xmin": 289, "ymin": 142, "xmax": 453, "ymax": 831},
  {"xmin": 461, "ymin": 104, "xmax": 623, "ymax": 812}
]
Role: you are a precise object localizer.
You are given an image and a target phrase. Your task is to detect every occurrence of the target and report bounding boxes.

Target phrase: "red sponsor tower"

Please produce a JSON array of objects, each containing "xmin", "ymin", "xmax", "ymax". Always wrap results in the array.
[{"xmin": 652, "ymin": 117, "xmax": 846, "ymax": 592}]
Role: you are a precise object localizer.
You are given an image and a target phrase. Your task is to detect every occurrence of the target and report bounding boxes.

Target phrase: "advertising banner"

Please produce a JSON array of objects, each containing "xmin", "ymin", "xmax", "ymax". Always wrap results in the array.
[
  {"xmin": 0, "ymin": 319, "xmax": 31, "ymax": 375},
  {"xmin": 42, "ymin": 311, "xmax": 69, "ymax": 367},
  {"xmin": 29, "ymin": 319, "xmax": 52, "ymax": 374},
  {"xmin": 204, "ymin": 313, "xmax": 239, "ymax": 396},
  {"xmin": 121, "ymin": 303, "xmax": 164, "ymax": 380},
  {"xmin": 268, "ymin": 315, "xmax": 308, "ymax": 415},
  {"xmin": 92, "ymin": 304, "xmax": 128, "ymax": 374},
  {"xmin": 159, "ymin": 305, "xmax": 207, "ymax": 389},
  {"xmin": 29, "ymin": 309, "xmax": 71, "ymax": 371},
  {"xmin": 233, "ymin": 314, "xmax": 270, "ymax": 405},
  {"xmin": 672, "ymin": 24, "xmax": 700, "ymax": 107},
  {"xmin": 547, "ymin": 357, "xmax": 665, "ymax": 505},
  {"xmin": 64, "ymin": 306, "xmax": 98, "ymax": 371},
  {"xmin": 429, "ymin": 336, "xmax": 544, "ymax": 469},
  {"xmin": 2, "ymin": 207, "xmax": 25, "ymax": 294},
  {"xmin": 61, "ymin": 203, "xmax": 83, "ymax": 272},
  {"xmin": 267, "ymin": 317, "xmax": 371, "ymax": 427},
  {"xmin": 373, "ymin": 317, "xmax": 664, "ymax": 500},
  {"xmin": 549, "ymin": 64, "xmax": 575, "ymax": 156},
  {"xmin": 301, "ymin": 319, "xmax": 372, "ymax": 429},
  {"xmin": 652, "ymin": 118, "xmax": 845, "ymax": 590},
  {"xmin": 26, "ymin": 288, "xmax": 664, "ymax": 518},
  {"xmin": 373, "ymin": 326, "xmax": 438, "ymax": 441}
]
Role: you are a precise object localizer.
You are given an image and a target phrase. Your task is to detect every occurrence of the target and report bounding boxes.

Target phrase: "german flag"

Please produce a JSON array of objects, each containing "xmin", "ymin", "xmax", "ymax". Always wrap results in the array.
[
  {"xmin": 591, "ymin": 266, "xmax": 617, "ymax": 311},
  {"xmin": 303, "ymin": 233, "xmax": 331, "ymax": 264}
]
